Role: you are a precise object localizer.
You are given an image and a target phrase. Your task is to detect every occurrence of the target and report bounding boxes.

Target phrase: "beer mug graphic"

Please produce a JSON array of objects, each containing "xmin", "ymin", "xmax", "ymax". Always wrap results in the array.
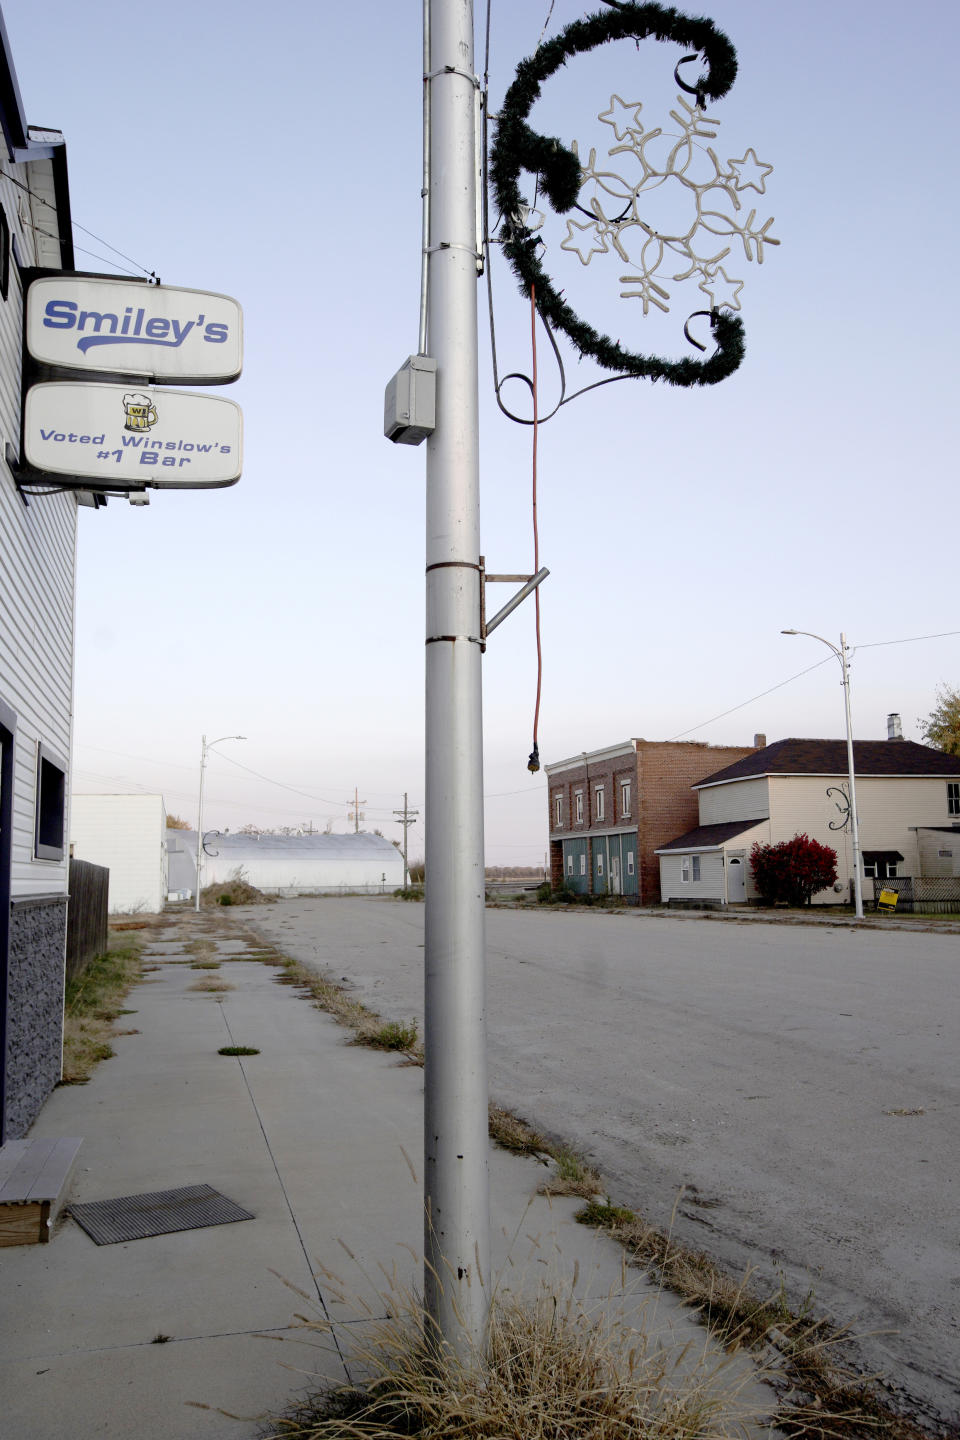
[{"xmin": 123, "ymin": 393, "xmax": 158, "ymax": 432}]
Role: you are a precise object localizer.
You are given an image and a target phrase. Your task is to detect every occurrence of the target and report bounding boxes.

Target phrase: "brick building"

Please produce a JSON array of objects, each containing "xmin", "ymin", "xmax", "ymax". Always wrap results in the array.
[{"xmin": 545, "ymin": 738, "xmax": 761, "ymax": 904}]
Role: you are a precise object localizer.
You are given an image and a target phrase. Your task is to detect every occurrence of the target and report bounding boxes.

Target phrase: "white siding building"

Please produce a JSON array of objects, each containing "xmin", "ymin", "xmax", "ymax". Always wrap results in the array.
[
  {"xmin": 657, "ymin": 737, "xmax": 960, "ymax": 907},
  {"xmin": 71, "ymin": 795, "xmax": 170, "ymax": 914},
  {"xmin": 0, "ymin": 23, "xmax": 78, "ymax": 1141}
]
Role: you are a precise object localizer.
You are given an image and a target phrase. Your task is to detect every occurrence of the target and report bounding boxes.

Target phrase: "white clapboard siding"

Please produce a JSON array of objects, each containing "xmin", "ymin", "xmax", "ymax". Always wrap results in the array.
[
  {"xmin": 70, "ymin": 797, "xmax": 169, "ymax": 914},
  {"xmin": 0, "ymin": 154, "xmax": 78, "ymax": 899},
  {"xmin": 698, "ymin": 775, "xmax": 769, "ymax": 825}
]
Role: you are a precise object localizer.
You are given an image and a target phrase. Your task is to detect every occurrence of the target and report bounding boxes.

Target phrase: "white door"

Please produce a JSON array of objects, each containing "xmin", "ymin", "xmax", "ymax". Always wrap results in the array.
[{"xmin": 727, "ymin": 855, "xmax": 746, "ymax": 902}]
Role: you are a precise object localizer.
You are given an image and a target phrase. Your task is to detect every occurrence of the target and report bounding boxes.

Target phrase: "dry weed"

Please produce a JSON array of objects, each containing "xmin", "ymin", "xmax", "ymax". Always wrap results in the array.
[
  {"xmin": 265, "ymin": 1272, "xmax": 771, "ymax": 1440},
  {"xmin": 62, "ymin": 940, "xmax": 143, "ymax": 1083}
]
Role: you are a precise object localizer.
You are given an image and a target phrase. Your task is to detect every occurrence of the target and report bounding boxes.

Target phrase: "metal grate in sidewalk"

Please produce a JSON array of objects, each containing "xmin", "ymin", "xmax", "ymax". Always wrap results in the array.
[{"xmin": 69, "ymin": 1183, "xmax": 254, "ymax": 1245}]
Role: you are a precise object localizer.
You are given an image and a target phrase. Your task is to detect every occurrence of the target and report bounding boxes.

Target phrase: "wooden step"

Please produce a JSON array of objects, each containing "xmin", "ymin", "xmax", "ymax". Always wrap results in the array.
[{"xmin": 0, "ymin": 1137, "xmax": 83, "ymax": 1246}]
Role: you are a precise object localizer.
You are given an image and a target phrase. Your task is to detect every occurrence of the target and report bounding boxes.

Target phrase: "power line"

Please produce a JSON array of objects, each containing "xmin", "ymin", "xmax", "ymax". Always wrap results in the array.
[
  {"xmin": 857, "ymin": 627, "xmax": 960, "ymax": 650},
  {"xmin": 667, "ymin": 657, "xmax": 833, "ymax": 741}
]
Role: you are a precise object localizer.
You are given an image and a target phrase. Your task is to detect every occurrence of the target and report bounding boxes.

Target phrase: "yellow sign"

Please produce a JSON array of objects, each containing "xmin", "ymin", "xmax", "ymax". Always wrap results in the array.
[{"xmin": 878, "ymin": 888, "xmax": 899, "ymax": 911}]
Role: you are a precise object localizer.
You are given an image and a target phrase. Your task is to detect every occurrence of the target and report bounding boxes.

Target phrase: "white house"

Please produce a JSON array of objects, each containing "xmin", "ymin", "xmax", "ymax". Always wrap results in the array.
[
  {"xmin": 657, "ymin": 735, "xmax": 960, "ymax": 907},
  {"xmin": 0, "ymin": 24, "xmax": 77, "ymax": 1142},
  {"xmin": 70, "ymin": 795, "xmax": 170, "ymax": 914},
  {"xmin": 190, "ymin": 831, "xmax": 405, "ymax": 896}
]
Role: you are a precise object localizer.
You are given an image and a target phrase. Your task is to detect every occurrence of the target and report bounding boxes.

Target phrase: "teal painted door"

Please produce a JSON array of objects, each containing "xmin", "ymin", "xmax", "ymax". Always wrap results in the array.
[
  {"xmin": 562, "ymin": 838, "xmax": 589, "ymax": 894},
  {"xmin": 593, "ymin": 836, "xmax": 609, "ymax": 894}
]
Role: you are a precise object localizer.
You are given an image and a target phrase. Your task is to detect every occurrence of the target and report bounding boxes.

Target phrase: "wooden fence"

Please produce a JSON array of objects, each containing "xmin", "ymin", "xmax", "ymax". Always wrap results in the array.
[
  {"xmin": 66, "ymin": 860, "xmax": 109, "ymax": 983},
  {"xmin": 872, "ymin": 875, "xmax": 960, "ymax": 914}
]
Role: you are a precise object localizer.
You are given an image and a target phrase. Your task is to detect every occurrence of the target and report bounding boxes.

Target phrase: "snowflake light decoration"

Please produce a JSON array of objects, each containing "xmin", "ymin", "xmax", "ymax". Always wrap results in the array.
[
  {"xmin": 560, "ymin": 93, "xmax": 778, "ymax": 318},
  {"xmin": 489, "ymin": 3, "xmax": 766, "ymax": 387}
]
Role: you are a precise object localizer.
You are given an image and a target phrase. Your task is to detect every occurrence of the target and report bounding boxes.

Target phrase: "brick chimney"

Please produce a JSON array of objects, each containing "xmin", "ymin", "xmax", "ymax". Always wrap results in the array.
[
  {"xmin": 753, "ymin": 733, "xmax": 766, "ymax": 749},
  {"xmin": 887, "ymin": 713, "xmax": 903, "ymax": 741}
]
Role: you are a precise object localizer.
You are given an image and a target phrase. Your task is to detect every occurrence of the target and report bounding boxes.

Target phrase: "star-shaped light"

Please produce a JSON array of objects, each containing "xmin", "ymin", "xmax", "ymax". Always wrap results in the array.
[
  {"xmin": 560, "ymin": 218, "xmax": 609, "ymax": 265},
  {"xmin": 697, "ymin": 265, "xmax": 744, "ymax": 311},
  {"xmin": 726, "ymin": 148, "xmax": 774, "ymax": 194},
  {"xmin": 599, "ymin": 95, "xmax": 644, "ymax": 142}
]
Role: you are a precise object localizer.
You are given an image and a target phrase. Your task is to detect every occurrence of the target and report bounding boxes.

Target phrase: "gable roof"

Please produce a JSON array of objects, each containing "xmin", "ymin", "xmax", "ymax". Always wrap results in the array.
[
  {"xmin": 655, "ymin": 819, "xmax": 767, "ymax": 854},
  {"xmin": 696, "ymin": 738, "xmax": 960, "ymax": 788}
]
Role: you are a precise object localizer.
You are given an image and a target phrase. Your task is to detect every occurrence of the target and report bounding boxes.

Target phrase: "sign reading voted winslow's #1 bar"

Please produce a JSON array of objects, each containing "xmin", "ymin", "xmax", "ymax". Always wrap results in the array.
[
  {"xmin": 26, "ymin": 276, "xmax": 243, "ymax": 384},
  {"xmin": 24, "ymin": 383, "xmax": 242, "ymax": 489}
]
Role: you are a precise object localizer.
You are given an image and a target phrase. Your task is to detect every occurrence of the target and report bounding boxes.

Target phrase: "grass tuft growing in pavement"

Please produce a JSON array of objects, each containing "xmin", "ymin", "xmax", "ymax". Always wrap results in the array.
[
  {"xmin": 62, "ymin": 939, "xmax": 143, "ymax": 1083},
  {"xmin": 266, "ymin": 1271, "xmax": 769, "ymax": 1440},
  {"xmin": 276, "ymin": 957, "xmax": 425, "ymax": 1062}
]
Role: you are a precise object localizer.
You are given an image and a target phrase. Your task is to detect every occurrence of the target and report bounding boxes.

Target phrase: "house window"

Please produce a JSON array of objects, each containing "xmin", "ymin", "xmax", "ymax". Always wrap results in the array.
[
  {"xmin": 948, "ymin": 783, "xmax": 960, "ymax": 816},
  {"xmin": 597, "ymin": 852, "xmax": 604, "ymax": 877},
  {"xmin": 579, "ymin": 853, "xmax": 586, "ymax": 876},
  {"xmin": 681, "ymin": 856, "xmax": 691, "ymax": 882},
  {"xmin": 574, "ymin": 790, "xmax": 583, "ymax": 824},
  {"xmin": 692, "ymin": 855, "xmax": 701, "ymax": 882},
  {"xmin": 863, "ymin": 859, "xmax": 877, "ymax": 878},
  {"xmin": 566, "ymin": 853, "xmax": 574, "ymax": 876},
  {"xmin": 626, "ymin": 851, "xmax": 634, "ymax": 876},
  {"xmin": 620, "ymin": 780, "xmax": 631, "ymax": 816},
  {"xmin": 938, "ymin": 849, "xmax": 953, "ymax": 858},
  {"xmin": 35, "ymin": 744, "xmax": 66, "ymax": 860},
  {"xmin": 595, "ymin": 786, "xmax": 605, "ymax": 822},
  {"xmin": 553, "ymin": 793, "xmax": 563, "ymax": 828}
]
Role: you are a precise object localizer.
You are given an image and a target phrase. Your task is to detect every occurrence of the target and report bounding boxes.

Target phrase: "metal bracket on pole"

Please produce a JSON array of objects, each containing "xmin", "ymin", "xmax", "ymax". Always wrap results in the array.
[{"xmin": 480, "ymin": 555, "xmax": 549, "ymax": 646}]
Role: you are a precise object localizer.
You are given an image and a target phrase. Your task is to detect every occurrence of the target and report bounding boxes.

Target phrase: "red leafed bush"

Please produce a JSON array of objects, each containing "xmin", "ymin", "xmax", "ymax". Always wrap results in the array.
[{"xmin": 749, "ymin": 833, "xmax": 838, "ymax": 907}]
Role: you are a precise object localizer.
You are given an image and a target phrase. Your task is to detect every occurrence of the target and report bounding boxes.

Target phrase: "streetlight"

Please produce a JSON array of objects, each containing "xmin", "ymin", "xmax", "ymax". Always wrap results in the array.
[
  {"xmin": 781, "ymin": 630, "xmax": 863, "ymax": 918},
  {"xmin": 195, "ymin": 733, "xmax": 245, "ymax": 911}
]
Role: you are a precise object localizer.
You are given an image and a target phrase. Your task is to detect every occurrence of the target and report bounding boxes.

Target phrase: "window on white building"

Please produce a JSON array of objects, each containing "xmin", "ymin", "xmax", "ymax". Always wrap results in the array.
[
  {"xmin": 35, "ymin": 744, "xmax": 66, "ymax": 861},
  {"xmin": 681, "ymin": 856, "xmax": 691, "ymax": 882},
  {"xmin": 692, "ymin": 855, "xmax": 701, "ymax": 882},
  {"xmin": 949, "ymin": 782, "xmax": 960, "ymax": 816}
]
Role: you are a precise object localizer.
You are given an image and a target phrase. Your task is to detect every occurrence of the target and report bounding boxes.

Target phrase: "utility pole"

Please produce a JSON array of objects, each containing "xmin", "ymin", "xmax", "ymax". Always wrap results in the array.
[
  {"xmin": 346, "ymin": 787, "xmax": 366, "ymax": 833},
  {"xmin": 393, "ymin": 792, "xmax": 420, "ymax": 888},
  {"xmin": 194, "ymin": 733, "xmax": 245, "ymax": 911},
  {"xmin": 422, "ymin": 0, "xmax": 490, "ymax": 1360}
]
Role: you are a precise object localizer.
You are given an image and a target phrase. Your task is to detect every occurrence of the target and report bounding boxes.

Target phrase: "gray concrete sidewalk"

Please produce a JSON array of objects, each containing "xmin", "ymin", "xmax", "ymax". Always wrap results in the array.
[{"xmin": 1, "ymin": 912, "xmax": 776, "ymax": 1439}]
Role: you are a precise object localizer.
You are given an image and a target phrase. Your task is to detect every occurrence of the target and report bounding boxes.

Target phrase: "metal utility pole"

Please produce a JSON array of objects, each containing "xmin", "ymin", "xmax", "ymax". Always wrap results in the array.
[
  {"xmin": 422, "ymin": 0, "xmax": 490, "ymax": 1359},
  {"xmin": 393, "ymin": 792, "xmax": 420, "ymax": 887},
  {"xmin": 782, "ymin": 629, "xmax": 864, "ymax": 918},
  {"xmin": 347, "ymin": 787, "xmax": 366, "ymax": 833},
  {"xmin": 194, "ymin": 733, "xmax": 245, "ymax": 910}
]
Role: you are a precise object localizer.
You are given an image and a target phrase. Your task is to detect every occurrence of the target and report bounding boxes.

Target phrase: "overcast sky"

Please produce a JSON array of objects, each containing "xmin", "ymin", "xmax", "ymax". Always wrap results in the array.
[{"xmin": 5, "ymin": 0, "xmax": 958, "ymax": 865}]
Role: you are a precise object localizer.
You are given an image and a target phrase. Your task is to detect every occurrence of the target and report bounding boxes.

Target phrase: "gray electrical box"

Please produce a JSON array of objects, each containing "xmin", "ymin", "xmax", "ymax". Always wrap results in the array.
[{"xmin": 384, "ymin": 354, "xmax": 437, "ymax": 445}]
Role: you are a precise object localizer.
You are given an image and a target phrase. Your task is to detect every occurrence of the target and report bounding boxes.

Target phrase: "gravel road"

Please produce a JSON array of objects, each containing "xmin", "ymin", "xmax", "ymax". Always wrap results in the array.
[{"xmin": 245, "ymin": 897, "xmax": 960, "ymax": 1428}]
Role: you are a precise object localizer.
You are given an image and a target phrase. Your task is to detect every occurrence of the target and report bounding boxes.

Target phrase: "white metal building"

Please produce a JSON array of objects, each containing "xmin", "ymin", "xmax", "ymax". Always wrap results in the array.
[
  {"xmin": 191, "ymin": 831, "xmax": 404, "ymax": 895},
  {"xmin": 70, "ymin": 795, "xmax": 170, "ymax": 913},
  {"xmin": 0, "ymin": 28, "xmax": 78, "ymax": 1141}
]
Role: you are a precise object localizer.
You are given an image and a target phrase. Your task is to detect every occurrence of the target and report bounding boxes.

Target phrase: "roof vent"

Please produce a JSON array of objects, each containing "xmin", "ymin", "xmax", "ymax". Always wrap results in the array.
[
  {"xmin": 753, "ymin": 733, "xmax": 766, "ymax": 749},
  {"xmin": 887, "ymin": 713, "xmax": 903, "ymax": 741}
]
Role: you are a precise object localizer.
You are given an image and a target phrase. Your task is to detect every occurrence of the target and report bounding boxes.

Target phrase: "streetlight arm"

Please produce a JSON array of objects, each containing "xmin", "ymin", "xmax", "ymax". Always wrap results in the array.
[{"xmin": 781, "ymin": 628, "xmax": 840, "ymax": 663}]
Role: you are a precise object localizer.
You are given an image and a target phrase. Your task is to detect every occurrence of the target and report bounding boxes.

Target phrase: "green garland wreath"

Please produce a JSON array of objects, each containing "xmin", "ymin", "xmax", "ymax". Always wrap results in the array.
[{"xmin": 489, "ymin": 2, "xmax": 745, "ymax": 387}]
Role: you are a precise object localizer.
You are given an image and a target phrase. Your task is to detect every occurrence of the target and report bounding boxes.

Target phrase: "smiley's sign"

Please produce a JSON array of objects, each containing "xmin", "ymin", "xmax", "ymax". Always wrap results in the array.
[{"xmin": 26, "ymin": 276, "xmax": 242, "ymax": 384}]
